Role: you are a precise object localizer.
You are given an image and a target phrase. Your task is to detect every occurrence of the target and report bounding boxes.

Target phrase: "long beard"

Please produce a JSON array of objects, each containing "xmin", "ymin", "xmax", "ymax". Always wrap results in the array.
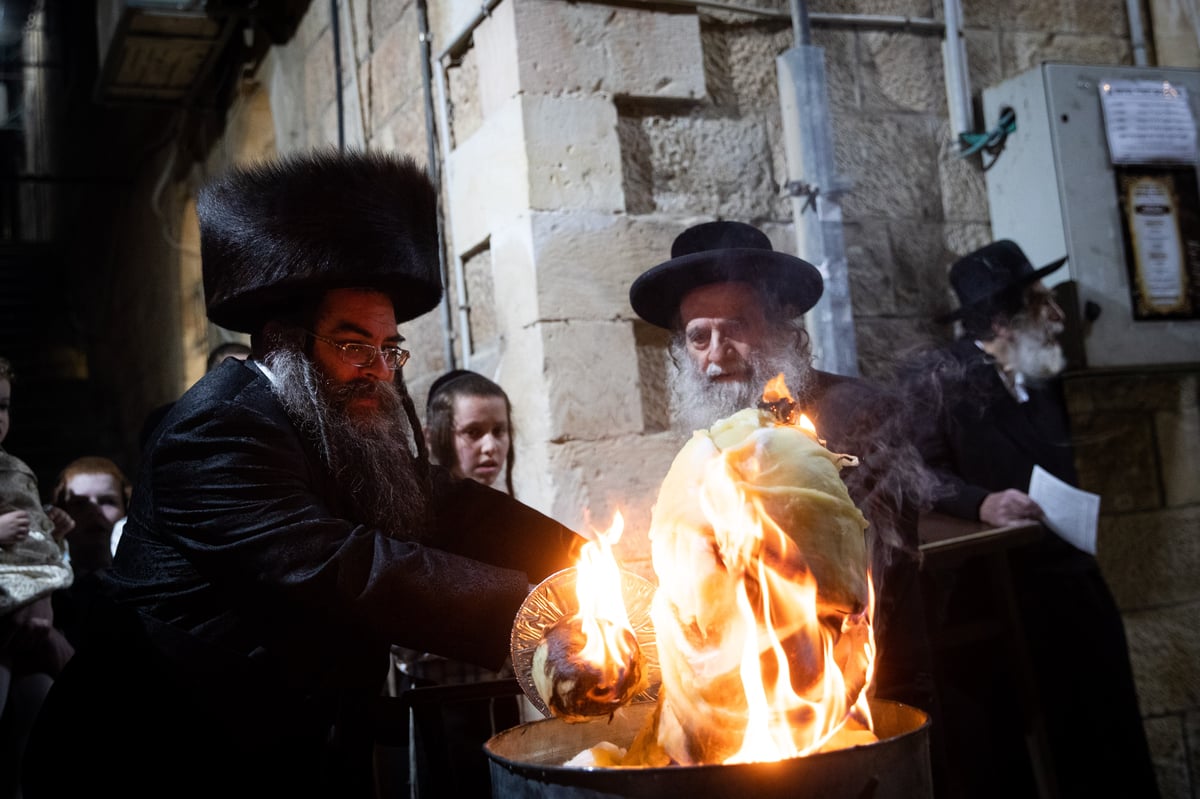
[
  {"xmin": 668, "ymin": 337, "xmax": 813, "ymax": 433},
  {"xmin": 264, "ymin": 347, "xmax": 431, "ymax": 540},
  {"xmin": 1008, "ymin": 317, "xmax": 1065, "ymax": 381}
]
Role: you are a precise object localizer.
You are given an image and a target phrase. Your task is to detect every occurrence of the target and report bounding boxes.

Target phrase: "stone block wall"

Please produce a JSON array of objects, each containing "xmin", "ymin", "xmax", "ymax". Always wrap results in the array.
[
  {"xmin": 1066, "ymin": 367, "xmax": 1200, "ymax": 798},
  {"xmin": 190, "ymin": 0, "xmax": 1195, "ymax": 792}
]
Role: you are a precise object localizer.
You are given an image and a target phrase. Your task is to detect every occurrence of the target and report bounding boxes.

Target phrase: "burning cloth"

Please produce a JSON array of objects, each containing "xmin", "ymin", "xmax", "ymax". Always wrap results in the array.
[{"xmin": 640, "ymin": 405, "xmax": 874, "ymax": 765}]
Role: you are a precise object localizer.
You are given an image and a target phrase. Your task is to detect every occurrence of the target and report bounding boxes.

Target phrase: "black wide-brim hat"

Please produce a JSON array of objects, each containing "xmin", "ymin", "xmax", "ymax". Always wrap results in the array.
[
  {"xmin": 629, "ymin": 220, "xmax": 823, "ymax": 329},
  {"xmin": 199, "ymin": 150, "xmax": 442, "ymax": 333},
  {"xmin": 936, "ymin": 239, "xmax": 1067, "ymax": 323}
]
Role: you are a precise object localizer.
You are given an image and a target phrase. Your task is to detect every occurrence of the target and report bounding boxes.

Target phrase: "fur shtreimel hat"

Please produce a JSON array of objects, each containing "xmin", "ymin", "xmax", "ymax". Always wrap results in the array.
[
  {"xmin": 199, "ymin": 150, "xmax": 442, "ymax": 333},
  {"xmin": 629, "ymin": 220, "xmax": 823, "ymax": 330},
  {"xmin": 936, "ymin": 239, "xmax": 1067, "ymax": 325}
]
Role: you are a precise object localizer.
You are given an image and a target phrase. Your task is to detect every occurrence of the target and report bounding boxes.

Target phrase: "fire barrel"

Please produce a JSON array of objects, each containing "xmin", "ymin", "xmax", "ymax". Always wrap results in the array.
[{"xmin": 485, "ymin": 698, "xmax": 932, "ymax": 799}]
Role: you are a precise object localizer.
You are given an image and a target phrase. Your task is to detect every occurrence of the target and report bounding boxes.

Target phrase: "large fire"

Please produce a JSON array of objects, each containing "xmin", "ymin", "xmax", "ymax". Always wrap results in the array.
[{"xmin": 538, "ymin": 375, "xmax": 878, "ymax": 767}]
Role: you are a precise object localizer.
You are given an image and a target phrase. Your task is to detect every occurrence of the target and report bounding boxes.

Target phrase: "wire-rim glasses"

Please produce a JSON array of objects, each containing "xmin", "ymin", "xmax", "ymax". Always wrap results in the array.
[{"xmin": 306, "ymin": 331, "xmax": 410, "ymax": 370}]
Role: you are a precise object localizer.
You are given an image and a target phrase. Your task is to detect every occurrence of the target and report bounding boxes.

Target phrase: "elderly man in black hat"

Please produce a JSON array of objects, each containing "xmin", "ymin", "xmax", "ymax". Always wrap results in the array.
[
  {"xmin": 924, "ymin": 239, "xmax": 1074, "ymax": 526},
  {"xmin": 911, "ymin": 240, "xmax": 1159, "ymax": 798},
  {"xmin": 24, "ymin": 151, "xmax": 581, "ymax": 799},
  {"xmin": 630, "ymin": 219, "xmax": 941, "ymax": 747}
]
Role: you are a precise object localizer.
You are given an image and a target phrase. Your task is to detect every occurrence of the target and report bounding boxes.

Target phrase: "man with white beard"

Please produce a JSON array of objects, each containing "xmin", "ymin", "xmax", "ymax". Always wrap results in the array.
[
  {"xmin": 915, "ymin": 240, "xmax": 1160, "ymax": 799},
  {"xmin": 630, "ymin": 219, "xmax": 940, "ymax": 761},
  {"xmin": 25, "ymin": 151, "xmax": 580, "ymax": 799},
  {"xmin": 922, "ymin": 239, "xmax": 1075, "ymax": 526}
]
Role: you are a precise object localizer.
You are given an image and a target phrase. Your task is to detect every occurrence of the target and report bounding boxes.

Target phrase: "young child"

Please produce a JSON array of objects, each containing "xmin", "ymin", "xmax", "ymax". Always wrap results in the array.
[{"xmin": 0, "ymin": 356, "xmax": 75, "ymax": 752}]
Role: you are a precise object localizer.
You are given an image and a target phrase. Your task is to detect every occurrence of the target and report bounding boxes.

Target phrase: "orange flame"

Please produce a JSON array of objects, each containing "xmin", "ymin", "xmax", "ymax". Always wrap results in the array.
[
  {"xmin": 555, "ymin": 375, "xmax": 876, "ymax": 767},
  {"xmin": 644, "ymin": 374, "xmax": 876, "ymax": 765},
  {"xmin": 763, "ymin": 373, "xmax": 792, "ymax": 403},
  {"xmin": 695, "ymin": 451, "xmax": 875, "ymax": 762},
  {"xmin": 574, "ymin": 512, "xmax": 639, "ymax": 677}
]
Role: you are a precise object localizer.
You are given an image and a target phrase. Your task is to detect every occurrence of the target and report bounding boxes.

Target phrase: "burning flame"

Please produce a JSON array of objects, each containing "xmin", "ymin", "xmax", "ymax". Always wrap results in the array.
[
  {"xmin": 643, "ymin": 373, "xmax": 877, "ymax": 765},
  {"xmin": 549, "ymin": 374, "xmax": 877, "ymax": 767},
  {"xmin": 689, "ymin": 443, "xmax": 875, "ymax": 762},
  {"xmin": 573, "ymin": 512, "xmax": 640, "ymax": 691}
]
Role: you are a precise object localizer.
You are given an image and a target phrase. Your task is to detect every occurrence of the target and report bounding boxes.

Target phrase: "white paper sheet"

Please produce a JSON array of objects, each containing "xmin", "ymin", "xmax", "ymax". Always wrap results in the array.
[
  {"xmin": 1028, "ymin": 465, "xmax": 1100, "ymax": 555},
  {"xmin": 1099, "ymin": 79, "xmax": 1198, "ymax": 164}
]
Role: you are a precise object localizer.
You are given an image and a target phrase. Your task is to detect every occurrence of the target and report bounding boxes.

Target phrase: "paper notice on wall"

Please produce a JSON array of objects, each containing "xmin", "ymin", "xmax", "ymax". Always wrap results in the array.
[
  {"xmin": 1126, "ymin": 174, "xmax": 1189, "ymax": 311},
  {"xmin": 1028, "ymin": 465, "xmax": 1100, "ymax": 555},
  {"xmin": 1099, "ymin": 79, "xmax": 1198, "ymax": 164}
]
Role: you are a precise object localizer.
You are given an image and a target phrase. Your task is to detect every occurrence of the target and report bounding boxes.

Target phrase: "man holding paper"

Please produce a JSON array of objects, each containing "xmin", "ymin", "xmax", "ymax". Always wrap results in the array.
[{"xmin": 909, "ymin": 240, "xmax": 1159, "ymax": 799}]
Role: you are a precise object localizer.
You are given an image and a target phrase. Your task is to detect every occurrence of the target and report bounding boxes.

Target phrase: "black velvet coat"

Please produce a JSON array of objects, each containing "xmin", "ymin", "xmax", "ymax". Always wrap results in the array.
[
  {"xmin": 910, "ymin": 339, "xmax": 1160, "ymax": 799},
  {"xmin": 921, "ymin": 338, "xmax": 1077, "ymax": 520},
  {"xmin": 26, "ymin": 360, "xmax": 579, "ymax": 798}
]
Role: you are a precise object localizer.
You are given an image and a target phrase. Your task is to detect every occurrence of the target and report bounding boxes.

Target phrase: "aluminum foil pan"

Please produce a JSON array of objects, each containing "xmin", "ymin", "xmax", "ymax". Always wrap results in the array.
[{"xmin": 511, "ymin": 566, "xmax": 660, "ymax": 718}]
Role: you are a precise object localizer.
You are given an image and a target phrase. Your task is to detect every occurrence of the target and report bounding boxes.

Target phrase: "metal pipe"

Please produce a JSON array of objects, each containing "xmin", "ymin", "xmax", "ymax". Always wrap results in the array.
[
  {"xmin": 789, "ymin": 0, "xmax": 811, "ymax": 46},
  {"xmin": 437, "ymin": 0, "xmax": 504, "ymax": 62},
  {"xmin": 436, "ymin": 0, "xmax": 943, "ymax": 61},
  {"xmin": 344, "ymin": 0, "xmax": 368, "ymax": 146},
  {"xmin": 1126, "ymin": 0, "xmax": 1150, "ymax": 65},
  {"xmin": 417, "ymin": 0, "xmax": 457, "ymax": 370},
  {"xmin": 329, "ymin": 0, "xmax": 345, "ymax": 151},
  {"xmin": 942, "ymin": 0, "xmax": 973, "ymax": 141},
  {"xmin": 432, "ymin": 55, "xmax": 473, "ymax": 368},
  {"xmin": 777, "ymin": 47, "xmax": 858, "ymax": 376}
]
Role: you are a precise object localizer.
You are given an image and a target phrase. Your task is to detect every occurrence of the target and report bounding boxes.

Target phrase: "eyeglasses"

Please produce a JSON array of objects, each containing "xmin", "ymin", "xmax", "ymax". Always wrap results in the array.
[{"xmin": 306, "ymin": 331, "xmax": 410, "ymax": 370}]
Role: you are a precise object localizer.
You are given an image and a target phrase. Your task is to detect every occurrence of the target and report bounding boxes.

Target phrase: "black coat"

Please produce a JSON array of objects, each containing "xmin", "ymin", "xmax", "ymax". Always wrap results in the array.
[
  {"xmin": 920, "ymin": 338, "xmax": 1077, "ymax": 520},
  {"xmin": 909, "ymin": 339, "xmax": 1159, "ymax": 799},
  {"xmin": 26, "ymin": 360, "xmax": 578, "ymax": 798}
]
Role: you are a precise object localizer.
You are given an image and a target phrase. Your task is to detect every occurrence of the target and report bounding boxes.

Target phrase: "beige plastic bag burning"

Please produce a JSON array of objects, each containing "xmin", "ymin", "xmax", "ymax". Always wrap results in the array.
[{"xmin": 641, "ymin": 378, "xmax": 876, "ymax": 765}]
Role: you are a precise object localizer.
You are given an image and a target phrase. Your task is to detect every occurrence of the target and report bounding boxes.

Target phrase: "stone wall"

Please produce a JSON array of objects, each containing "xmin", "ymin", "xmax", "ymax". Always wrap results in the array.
[
  {"xmin": 188, "ymin": 0, "xmax": 1196, "ymax": 794},
  {"xmin": 1066, "ymin": 367, "xmax": 1200, "ymax": 798}
]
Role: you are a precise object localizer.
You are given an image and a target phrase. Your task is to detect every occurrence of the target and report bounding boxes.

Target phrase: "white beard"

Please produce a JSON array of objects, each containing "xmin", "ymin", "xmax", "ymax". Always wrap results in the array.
[
  {"xmin": 1008, "ymin": 317, "xmax": 1065, "ymax": 381},
  {"xmin": 668, "ymin": 337, "xmax": 813, "ymax": 434}
]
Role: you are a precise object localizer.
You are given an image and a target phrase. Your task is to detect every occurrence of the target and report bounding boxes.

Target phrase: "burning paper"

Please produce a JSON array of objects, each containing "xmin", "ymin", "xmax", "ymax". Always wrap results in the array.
[
  {"xmin": 636, "ymin": 376, "xmax": 876, "ymax": 765},
  {"xmin": 521, "ymin": 376, "xmax": 878, "ymax": 767}
]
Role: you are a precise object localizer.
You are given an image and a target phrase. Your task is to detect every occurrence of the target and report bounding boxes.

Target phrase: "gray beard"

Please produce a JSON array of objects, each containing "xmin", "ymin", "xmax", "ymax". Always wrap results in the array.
[
  {"xmin": 263, "ymin": 347, "xmax": 431, "ymax": 541},
  {"xmin": 1008, "ymin": 317, "xmax": 1066, "ymax": 381},
  {"xmin": 668, "ymin": 337, "xmax": 814, "ymax": 433}
]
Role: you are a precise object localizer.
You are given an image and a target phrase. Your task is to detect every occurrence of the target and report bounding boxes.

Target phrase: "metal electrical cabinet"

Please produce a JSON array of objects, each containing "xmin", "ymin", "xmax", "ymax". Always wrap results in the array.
[{"xmin": 982, "ymin": 62, "xmax": 1200, "ymax": 368}]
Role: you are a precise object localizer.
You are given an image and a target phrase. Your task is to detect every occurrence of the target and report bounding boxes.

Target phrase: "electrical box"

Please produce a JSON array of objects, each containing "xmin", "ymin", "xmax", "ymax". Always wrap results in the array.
[{"xmin": 982, "ymin": 62, "xmax": 1200, "ymax": 368}]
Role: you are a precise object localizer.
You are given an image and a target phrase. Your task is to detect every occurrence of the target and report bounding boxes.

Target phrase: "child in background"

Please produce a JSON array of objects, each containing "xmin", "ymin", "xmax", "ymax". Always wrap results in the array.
[
  {"xmin": 0, "ymin": 356, "xmax": 75, "ymax": 799},
  {"xmin": 425, "ymin": 369, "xmax": 515, "ymax": 495}
]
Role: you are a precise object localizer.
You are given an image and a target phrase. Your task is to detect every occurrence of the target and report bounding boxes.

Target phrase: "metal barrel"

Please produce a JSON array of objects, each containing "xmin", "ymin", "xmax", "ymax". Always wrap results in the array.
[{"xmin": 486, "ymin": 698, "xmax": 932, "ymax": 799}]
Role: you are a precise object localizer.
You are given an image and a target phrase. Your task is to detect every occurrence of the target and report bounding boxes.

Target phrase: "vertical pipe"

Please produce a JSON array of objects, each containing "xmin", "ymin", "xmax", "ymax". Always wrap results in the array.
[
  {"xmin": 942, "ymin": 0, "xmax": 973, "ymax": 141},
  {"xmin": 329, "ymin": 0, "xmax": 345, "ymax": 151},
  {"xmin": 432, "ymin": 57, "xmax": 473, "ymax": 369},
  {"xmin": 777, "ymin": 48, "xmax": 859, "ymax": 376},
  {"xmin": 1126, "ymin": 0, "xmax": 1150, "ymax": 66},
  {"xmin": 416, "ymin": 0, "xmax": 456, "ymax": 370},
  {"xmin": 789, "ymin": 0, "xmax": 811, "ymax": 46}
]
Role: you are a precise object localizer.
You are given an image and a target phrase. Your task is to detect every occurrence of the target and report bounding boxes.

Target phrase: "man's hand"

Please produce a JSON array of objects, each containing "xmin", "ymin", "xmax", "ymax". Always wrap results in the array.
[
  {"xmin": 0, "ymin": 509, "xmax": 31, "ymax": 545},
  {"xmin": 979, "ymin": 489, "xmax": 1044, "ymax": 527}
]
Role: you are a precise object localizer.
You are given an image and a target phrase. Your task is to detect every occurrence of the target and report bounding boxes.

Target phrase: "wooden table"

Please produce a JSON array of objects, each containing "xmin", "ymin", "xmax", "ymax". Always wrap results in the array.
[{"xmin": 918, "ymin": 512, "xmax": 1042, "ymax": 557}]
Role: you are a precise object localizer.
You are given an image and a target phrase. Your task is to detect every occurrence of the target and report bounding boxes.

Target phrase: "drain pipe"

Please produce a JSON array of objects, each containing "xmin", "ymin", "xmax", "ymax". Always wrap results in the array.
[
  {"xmin": 1126, "ymin": 0, "xmax": 1150, "ymax": 66},
  {"xmin": 431, "ymin": 57, "xmax": 473, "ymax": 369},
  {"xmin": 417, "ymin": 0, "xmax": 457, "ymax": 370},
  {"xmin": 942, "ymin": 0, "xmax": 973, "ymax": 144},
  {"xmin": 329, "ymin": 0, "xmax": 344, "ymax": 151},
  {"xmin": 777, "ymin": 0, "xmax": 858, "ymax": 376}
]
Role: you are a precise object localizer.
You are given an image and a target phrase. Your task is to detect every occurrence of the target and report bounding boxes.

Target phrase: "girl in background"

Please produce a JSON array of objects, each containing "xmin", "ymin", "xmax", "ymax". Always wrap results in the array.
[{"xmin": 425, "ymin": 370, "xmax": 515, "ymax": 495}]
